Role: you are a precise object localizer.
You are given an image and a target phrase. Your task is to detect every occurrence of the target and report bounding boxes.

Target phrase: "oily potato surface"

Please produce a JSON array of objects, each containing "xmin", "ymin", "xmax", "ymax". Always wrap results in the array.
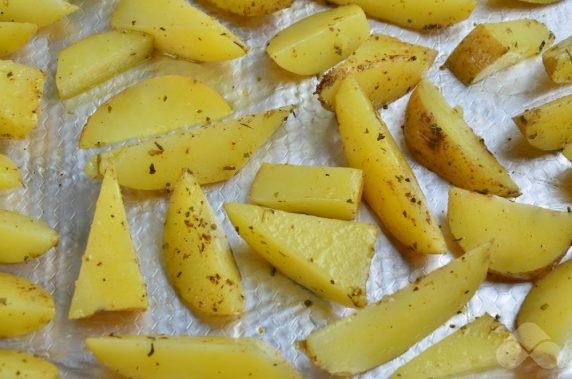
[
  {"xmin": 0, "ymin": 349, "xmax": 59, "ymax": 379},
  {"xmin": 0, "ymin": 22, "xmax": 37, "ymax": 57},
  {"xmin": 0, "ymin": 154, "xmax": 21, "ymax": 189},
  {"xmin": 205, "ymin": 0, "xmax": 293, "ymax": 16},
  {"xmin": 0, "ymin": 0, "xmax": 78, "ymax": 27}
]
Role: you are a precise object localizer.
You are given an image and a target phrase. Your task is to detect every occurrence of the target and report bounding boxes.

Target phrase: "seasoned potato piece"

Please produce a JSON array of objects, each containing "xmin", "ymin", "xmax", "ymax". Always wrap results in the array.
[
  {"xmin": 336, "ymin": 76, "xmax": 446, "ymax": 254},
  {"xmin": 266, "ymin": 5, "xmax": 369, "ymax": 76},
  {"xmin": 317, "ymin": 34, "xmax": 436, "ymax": 111},
  {"xmin": 300, "ymin": 243, "xmax": 491, "ymax": 376},
  {"xmin": 513, "ymin": 94, "xmax": 572, "ymax": 151},
  {"xmin": 0, "ymin": 22, "xmax": 37, "ymax": 57},
  {"xmin": 405, "ymin": 80, "xmax": 520, "ymax": 197},
  {"xmin": 56, "ymin": 31, "xmax": 153, "ymax": 99},
  {"xmin": 0, "ymin": 154, "xmax": 21, "ymax": 189},
  {"xmin": 0, "ymin": 349, "xmax": 59, "ymax": 379},
  {"xmin": 446, "ymin": 19, "xmax": 555, "ymax": 85},
  {"xmin": 0, "ymin": 272, "xmax": 55, "ymax": 338},
  {"xmin": 85, "ymin": 106, "xmax": 294, "ymax": 191},
  {"xmin": 111, "ymin": 0, "xmax": 248, "ymax": 62},
  {"xmin": 86, "ymin": 335, "xmax": 301, "ymax": 379},
  {"xmin": 0, "ymin": 0, "xmax": 78, "ymax": 27},
  {"xmin": 448, "ymin": 187, "xmax": 572, "ymax": 280},
  {"xmin": 205, "ymin": 0, "xmax": 293, "ymax": 16},
  {"xmin": 79, "ymin": 75, "xmax": 231, "ymax": 148},
  {"xmin": 543, "ymin": 37, "xmax": 572, "ymax": 84},
  {"xmin": 225, "ymin": 203, "xmax": 378, "ymax": 308},
  {"xmin": 0, "ymin": 60, "xmax": 44, "ymax": 139},
  {"xmin": 69, "ymin": 168, "xmax": 147, "ymax": 319}
]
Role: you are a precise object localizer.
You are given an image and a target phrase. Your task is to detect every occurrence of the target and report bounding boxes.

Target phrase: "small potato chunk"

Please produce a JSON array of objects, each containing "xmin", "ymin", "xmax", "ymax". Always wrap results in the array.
[
  {"xmin": 0, "ymin": 154, "xmax": 21, "ymax": 189},
  {"xmin": 0, "ymin": 22, "xmax": 37, "ymax": 57},
  {"xmin": 405, "ymin": 80, "xmax": 520, "ymax": 197},
  {"xmin": 513, "ymin": 94, "xmax": 572, "ymax": 151},
  {"xmin": 0, "ymin": 272, "xmax": 55, "ymax": 338},
  {"xmin": 448, "ymin": 187, "xmax": 572, "ymax": 280},
  {"xmin": 56, "ymin": 31, "xmax": 153, "ymax": 99},
  {"xmin": 205, "ymin": 0, "xmax": 293, "ymax": 16},
  {"xmin": 86, "ymin": 335, "xmax": 301, "ymax": 379},
  {"xmin": 336, "ymin": 75, "xmax": 446, "ymax": 254},
  {"xmin": 266, "ymin": 5, "xmax": 369, "ymax": 76},
  {"xmin": 0, "ymin": 349, "xmax": 59, "ymax": 379},
  {"xmin": 446, "ymin": 19, "xmax": 555, "ymax": 85},
  {"xmin": 0, "ymin": 60, "xmax": 44, "ymax": 139},
  {"xmin": 300, "ymin": 243, "xmax": 491, "ymax": 376},
  {"xmin": 111, "ymin": 0, "xmax": 248, "ymax": 62},
  {"xmin": 69, "ymin": 168, "xmax": 147, "ymax": 319},
  {"xmin": 225, "ymin": 203, "xmax": 378, "ymax": 308},
  {"xmin": 249, "ymin": 163, "xmax": 363, "ymax": 220},
  {"xmin": 543, "ymin": 37, "xmax": 572, "ymax": 84},
  {"xmin": 79, "ymin": 75, "xmax": 231, "ymax": 148},
  {"xmin": 0, "ymin": 0, "xmax": 78, "ymax": 27},
  {"xmin": 317, "ymin": 34, "xmax": 437, "ymax": 111}
]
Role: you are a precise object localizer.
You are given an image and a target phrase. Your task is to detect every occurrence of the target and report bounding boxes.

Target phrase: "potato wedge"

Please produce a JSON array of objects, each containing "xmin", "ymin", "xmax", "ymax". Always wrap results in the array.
[
  {"xmin": 0, "ymin": 272, "xmax": 55, "ymax": 338},
  {"xmin": 69, "ymin": 168, "xmax": 147, "ymax": 319},
  {"xmin": 0, "ymin": 154, "xmax": 21, "ymax": 189},
  {"xmin": 0, "ymin": 209, "xmax": 58, "ymax": 263},
  {"xmin": 389, "ymin": 314, "xmax": 524, "ymax": 378},
  {"xmin": 543, "ymin": 37, "xmax": 572, "ymax": 84},
  {"xmin": 225, "ymin": 202, "xmax": 378, "ymax": 308},
  {"xmin": 56, "ymin": 31, "xmax": 153, "ymax": 99},
  {"xmin": 111, "ymin": 0, "xmax": 248, "ymax": 62},
  {"xmin": 0, "ymin": 22, "xmax": 37, "ymax": 57},
  {"xmin": 79, "ymin": 75, "xmax": 231, "ymax": 148},
  {"xmin": 446, "ymin": 19, "xmax": 555, "ymax": 85},
  {"xmin": 405, "ymin": 80, "xmax": 520, "ymax": 197},
  {"xmin": 163, "ymin": 170, "xmax": 244, "ymax": 321},
  {"xmin": 0, "ymin": 60, "xmax": 44, "ymax": 139},
  {"xmin": 513, "ymin": 94, "xmax": 572, "ymax": 151},
  {"xmin": 0, "ymin": 349, "xmax": 58, "ymax": 379},
  {"xmin": 336, "ymin": 75, "xmax": 446, "ymax": 254},
  {"xmin": 84, "ymin": 106, "xmax": 294, "ymax": 191},
  {"xmin": 86, "ymin": 335, "xmax": 301, "ymax": 379},
  {"xmin": 266, "ymin": 5, "xmax": 369, "ymax": 76},
  {"xmin": 317, "ymin": 34, "xmax": 437, "ymax": 111},
  {"xmin": 448, "ymin": 187, "xmax": 572, "ymax": 280},
  {"xmin": 299, "ymin": 243, "xmax": 491, "ymax": 376},
  {"xmin": 0, "ymin": 0, "xmax": 78, "ymax": 27},
  {"xmin": 205, "ymin": 0, "xmax": 293, "ymax": 16}
]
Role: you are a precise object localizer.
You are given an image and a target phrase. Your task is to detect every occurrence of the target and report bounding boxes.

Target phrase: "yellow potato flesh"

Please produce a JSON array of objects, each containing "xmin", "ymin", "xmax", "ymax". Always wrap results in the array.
[
  {"xmin": 80, "ymin": 75, "xmax": 231, "ymax": 148},
  {"xmin": 0, "ymin": 272, "xmax": 55, "ymax": 338},
  {"xmin": 266, "ymin": 5, "xmax": 369, "ymax": 76},
  {"xmin": 564, "ymin": 143, "xmax": 572, "ymax": 161},
  {"xmin": 86, "ymin": 335, "xmax": 301, "ymax": 379},
  {"xmin": 249, "ymin": 163, "xmax": 363, "ymax": 220},
  {"xmin": 336, "ymin": 75, "xmax": 446, "ymax": 254},
  {"xmin": 0, "ymin": 22, "xmax": 37, "ymax": 57},
  {"xmin": 543, "ymin": 36, "xmax": 572, "ymax": 84},
  {"xmin": 69, "ymin": 168, "xmax": 147, "ymax": 319},
  {"xmin": 225, "ymin": 202, "xmax": 378, "ymax": 308},
  {"xmin": 300, "ymin": 243, "xmax": 490, "ymax": 376},
  {"xmin": 205, "ymin": 0, "xmax": 294, "ymax": 16},
  {"xmin": 0, "ymin": 0, "xmax": 78, "ymax": 27},
  {"xmin": 0, "ymin": 153, "xmax": 21, "ymax": 189},
  {"xmin": 0, "ymin": 349, "xmax": 58, "ymax": 379}
]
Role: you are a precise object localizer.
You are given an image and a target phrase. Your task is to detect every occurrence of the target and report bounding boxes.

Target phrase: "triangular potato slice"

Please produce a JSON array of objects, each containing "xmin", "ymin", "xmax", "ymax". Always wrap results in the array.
[
  {"xmin": 0, "ymin": 154, "xmax": 22, "ymax": 189},
  {"xmin": 0, "ymin": 0, "xmax": 78, "ymax": 27},
  {"xmin": 225, "ymin": 202, "xmax": 378, "ymax": 308},
  {"xmin": 69, "ymin": 167, "xmax": 147, "ymax": 319},
  {"xmin": 0, "ymin": 22, "xmax": 37, "ymax": 57},
  {"xmin": 0, "ymin": 349, "xmax": 59, "ymax": 379}
]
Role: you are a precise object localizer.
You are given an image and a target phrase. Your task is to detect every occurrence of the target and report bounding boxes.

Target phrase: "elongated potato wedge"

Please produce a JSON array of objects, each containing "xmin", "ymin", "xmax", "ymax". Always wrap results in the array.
[
  {"xmin": 300, "ymin": 243, "xmax": 490, "ymax": 375},
  {"xmin": 266, "ymin": 5, "xmax": 369, "ymax": 76},
  {"xmin": 0, "ymin": 0, "xmax": 78, "ymax": 27},
  {"xmin": 79, "ymin": 75, "xmax": 231, "ymax": 148},
  {"xmin": 205, "ymin": 0, "xmax": 293, "ymax": 16},
  {"xmin": 446, "ymin": 19, "xmax": 555, "ymax": 85},
  {"xmin": 111, "ymin": 0, "xmax": 248, "ymax": 62},
  {"xmin": 0, "ymin": 22, "xmax": 37, "ymax": 57},
  {"xmin": 69, "ymin": 168, "xmax": 147, "ymax": 319},
  {"xmin": 225, "ymin": 202, "xmax": 378, "ymax": 308},
  {"xmin": 405, "ymin": 80, "xmax": 520, "ymax": 197},
  {"xmin": 317, "ymin": 34, "xmax": 437, "ymax": 111},
  {"xmin": 0, "ymin": 154, "xmax": 21, "ymax": 189},
  {"xmin": 57, "ymin": 31, "xmax": 153, "ymax": 99},
  {"xmin": 0, "ymin": 349, "xmax": 59, "ymax": 379},
  {"xmin": 336, "ymin": 76, "xmax": 446, "ymax": 254},
  {"xmin": 85, "ymin": 106, "xmax": 294, "ymax": 191},
  {"xmin": 448, "ymin": 187, "xmax": 572, "ymax": 280},
  {"xmin": 543, "ymin": 37, "xmax": 572, "ymax": 84},
  {"xmin": 0, "ymin": 272, "xmax": 55, "ymax": 338},
  {"xmin": 86, "ymin": 335, "xmax": 301, "ymax": 379},
  {"xmin": 163, "ymin": 171, "xmax": 244, "ymax": 321}
]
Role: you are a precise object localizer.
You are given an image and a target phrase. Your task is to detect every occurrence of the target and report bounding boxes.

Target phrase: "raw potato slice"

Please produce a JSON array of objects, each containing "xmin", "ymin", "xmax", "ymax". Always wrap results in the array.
[
  {"xmin": 0, "ymin": 22, "xmax": 37, "ymax": 57},
  {"xmin": 448, "ymin": 187, "xmax": 572, "ymax": 280},
  {"xmin": 69, "ymin": 168, "xmax": 147, "ymax": 319},
  {"xmin": 0, "ymin": 0, "xmax": 78, "ymax": 27},
  {"xmin": 205, "ymin": 0, "xmax": 294, "ymax": 16},
  {"xmin": 163, "ymin": 171, "xmax": 244, "ymax": 321},
  {"xmin": 80, "ymin": 75, "xmax": 231, "ymax": 148},
  {"xmin": 0, "ymin": 209, "xmax": 59, "ymax": 263},
  {"xmin": 299, "ymin": 243, "xmax": 491, "ymax": 376},
  {"xmin": 86, "ymin": 335, "xmax": 301, "ymax": 379},
  {"xmin": 543, "ymin": 37, "xmax": 572, "ymax": 84},
  {"xmin": 317, "ymin": 34, "xmax": 437, "ymax": 111},
  {"xmin": 0, "ymin": 154, "xmax": 21, "ymax": 189},
  {"xmin": 249, "ymin": 163, "xmax": 363, "ymax": 220},
  {"xmin": 446, "ymin": 19, "xmax": 555, "ymax": 85},
  {"xmin": 336, "ymin": 76, "xmax": 446, "ymax": 254},
  {"xmin": 111, "ymin": 0, "xmax": 248, "ymax": 62},
  {"xmin": 0, "ymin": 60, "xmax": 44, "ymax": 139},
  {"xmin": 405, "ymin": 80, "xmax": 520, "ymax": 197},
  {"xmin": 0, "ymin": 272, "xmax": 55, "ymax": 338},
  {"xmin": 56, "ymin": 30, "xmax": 153, "ymax": 99},
  {"xmin": 266, "ymin": 5, "xmax": 370, "ymax": 76},
  {"xmin": 84, "ymin": 106, "xmax": 294, "ymax": 191},
  {"xmin": 0, "ymin": 349, "xmax": 59, "ymax": 379},
  {"xmin": 389, "ymin": 314, "xmax": 524, "ymax": 378}
]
